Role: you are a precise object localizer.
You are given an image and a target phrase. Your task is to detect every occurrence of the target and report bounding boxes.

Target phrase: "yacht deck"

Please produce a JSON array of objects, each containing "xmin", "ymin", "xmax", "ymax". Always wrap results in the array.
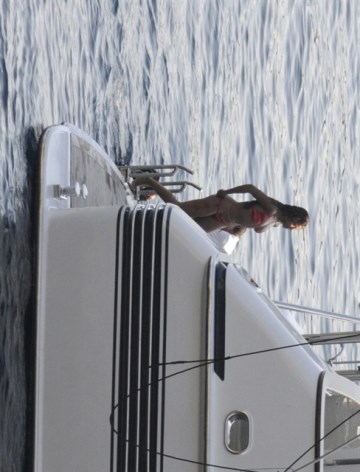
[{"xmin": 69, "ymin": 132, "xmax": 132, "ymax": 208}]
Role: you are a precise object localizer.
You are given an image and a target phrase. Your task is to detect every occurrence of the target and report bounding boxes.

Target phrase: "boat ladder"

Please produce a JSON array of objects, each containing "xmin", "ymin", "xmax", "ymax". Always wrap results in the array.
[{"xmin": 118, "ymin": 164, "xmax": 202, "ymax": 200}]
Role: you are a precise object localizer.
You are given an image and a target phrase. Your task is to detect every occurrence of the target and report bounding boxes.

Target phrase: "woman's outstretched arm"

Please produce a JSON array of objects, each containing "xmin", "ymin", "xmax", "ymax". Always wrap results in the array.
[{"xmin": 217, "ymin": 184, "xmax": 276, "ymax": 215}]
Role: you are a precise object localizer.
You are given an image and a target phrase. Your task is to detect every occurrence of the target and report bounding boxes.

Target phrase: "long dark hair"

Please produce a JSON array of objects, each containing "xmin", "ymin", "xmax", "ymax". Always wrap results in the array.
[
  {"xmin": 275, "ymin": 201, "xmax": 309, "ymax": 228},
  {"xmin": 244, "ymin": 198, "xmax": 309, "ymax": 229}
]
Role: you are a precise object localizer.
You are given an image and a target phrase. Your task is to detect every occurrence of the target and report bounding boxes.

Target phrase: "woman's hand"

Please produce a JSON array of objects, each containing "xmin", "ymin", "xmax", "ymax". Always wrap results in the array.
[{"xmin": 216, "ymin": 189, "xmax": 227, "ymax": 198}]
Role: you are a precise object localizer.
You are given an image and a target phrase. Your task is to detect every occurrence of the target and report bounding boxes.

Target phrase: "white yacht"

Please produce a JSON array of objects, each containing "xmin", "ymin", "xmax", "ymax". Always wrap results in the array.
[{"xmin": 33, "ymin": 124, "xmax": 360, "ymax": 471}]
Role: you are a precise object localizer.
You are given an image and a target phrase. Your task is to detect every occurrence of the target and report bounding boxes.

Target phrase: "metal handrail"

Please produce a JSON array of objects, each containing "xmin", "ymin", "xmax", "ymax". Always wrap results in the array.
[
  {"xmin": 332, "ymin": 360, "xmax": 360, "ymax": 365},
  {"xmin": 119, "ymin": 164, "xmax": 195, "ymax": 179},
  {"xmin": 118, "ymin": 164, "xmax": 202, "ymax": 199},
  {"xmin": 275, "ymin": 301, "xmax": 360, "ymax": 325},
  {"xmin": 160, "ymin": 180, "xmax": 203, "ymax": 192},
  {"xmin": 275, "ymin": 301, "xmax": 360, "ymax": 374},
  {"xmin": 304, "ymin": 332, "xmax": 360, "ymax": 345}
]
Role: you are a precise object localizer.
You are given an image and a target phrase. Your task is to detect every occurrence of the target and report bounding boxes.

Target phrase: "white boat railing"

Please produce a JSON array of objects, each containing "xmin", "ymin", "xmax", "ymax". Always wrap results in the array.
[
  {"xmin": 275, "ymin": 301, "xmax": 360, "ymax": 380},
  {"xmin": 275, "ymin": 301, "xmax": 360, "ymax": 325}
]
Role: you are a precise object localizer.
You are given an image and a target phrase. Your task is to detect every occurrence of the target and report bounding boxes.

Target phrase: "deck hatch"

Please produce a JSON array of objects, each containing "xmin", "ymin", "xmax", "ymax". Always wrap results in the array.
[{"xmin": 111, "ymin": 205, "xmax": 169, "ymax": 472}]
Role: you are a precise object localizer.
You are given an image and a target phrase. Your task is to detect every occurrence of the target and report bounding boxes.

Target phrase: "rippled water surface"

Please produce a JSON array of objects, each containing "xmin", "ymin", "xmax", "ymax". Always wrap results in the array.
[{"xmin": 1, "ymin": 0, "xmax": 359, "ymax": 469}]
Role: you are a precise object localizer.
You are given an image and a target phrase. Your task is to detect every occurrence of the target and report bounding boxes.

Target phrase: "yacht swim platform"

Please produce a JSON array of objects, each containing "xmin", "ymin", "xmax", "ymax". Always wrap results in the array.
[{"xmin": 39, "ymin": 124, "xmax": 134, "ymax": 212}]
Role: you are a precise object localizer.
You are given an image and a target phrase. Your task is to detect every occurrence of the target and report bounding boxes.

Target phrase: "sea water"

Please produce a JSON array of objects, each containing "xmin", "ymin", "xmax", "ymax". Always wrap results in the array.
[{"xmin": 0, "ymin": 0, "xmax": 359, "ymax": 469}]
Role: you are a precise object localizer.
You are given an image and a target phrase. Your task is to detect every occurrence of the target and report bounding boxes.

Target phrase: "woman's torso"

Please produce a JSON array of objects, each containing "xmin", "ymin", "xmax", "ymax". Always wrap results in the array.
[{"xmin": 217, "ymin": 198, "xmax": 276, "ymax": 230}]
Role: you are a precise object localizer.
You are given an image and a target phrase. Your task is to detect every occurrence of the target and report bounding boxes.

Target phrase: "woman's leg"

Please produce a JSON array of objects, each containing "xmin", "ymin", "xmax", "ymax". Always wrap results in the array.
[
  {"xmin": 193, "ymin": 216, "xmax": 223, "ymax": 232},
  {"xmin": 180, "ymin": 195, "xmax": 221, "ymax": 218},
  {"xmin": 132, "ymin": 176, "xmax": 221, "ymax": 218},
  {"xmin": 132, "ymin": 176, "xmax": 180, "ymax": 205}
]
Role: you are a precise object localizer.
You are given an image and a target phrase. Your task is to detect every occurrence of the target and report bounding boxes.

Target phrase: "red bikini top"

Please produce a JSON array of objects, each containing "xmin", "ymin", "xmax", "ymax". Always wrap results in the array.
[{"xmin": 251, "ymin": 207, "xmax": 270, "ymax": 226}]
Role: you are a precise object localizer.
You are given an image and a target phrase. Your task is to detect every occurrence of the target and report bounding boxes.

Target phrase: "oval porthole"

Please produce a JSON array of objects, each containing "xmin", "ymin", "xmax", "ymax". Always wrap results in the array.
[{"xmin": 225, "ymin": 411, "xmax": 250, "ymax": 454}]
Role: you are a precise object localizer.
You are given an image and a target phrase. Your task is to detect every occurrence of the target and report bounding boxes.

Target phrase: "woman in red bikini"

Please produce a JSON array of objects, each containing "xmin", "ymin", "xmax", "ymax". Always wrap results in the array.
[{"xmin": 131, "ymin": 177, "xmax": 309, "ymax": 234}]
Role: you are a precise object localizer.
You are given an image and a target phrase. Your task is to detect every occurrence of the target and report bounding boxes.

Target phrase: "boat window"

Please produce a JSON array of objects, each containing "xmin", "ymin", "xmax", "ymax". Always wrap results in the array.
[
  {"xmin": 323, "ymin": 390, "xmax": 360, "ymax": 467},
  {"xmin": 225, "ymin": 411, "xmax": 250, "ymax": 454}
]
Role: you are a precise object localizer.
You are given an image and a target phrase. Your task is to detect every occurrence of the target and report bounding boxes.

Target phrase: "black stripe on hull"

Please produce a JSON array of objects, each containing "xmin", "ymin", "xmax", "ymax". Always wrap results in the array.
[
  {"xmin": 111, "ymin": 205, "xmax": 170, "ymax": 472},
  {"xmin": 214, "ymin": 262, "xmax": 227, "ymax": 381}
]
